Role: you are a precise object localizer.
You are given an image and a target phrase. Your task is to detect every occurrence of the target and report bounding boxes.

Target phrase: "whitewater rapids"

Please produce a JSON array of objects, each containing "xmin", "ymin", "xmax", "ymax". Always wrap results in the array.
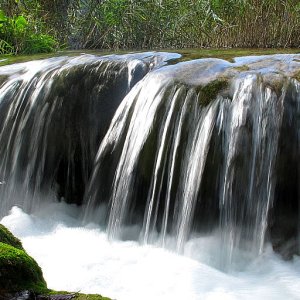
[{"xmin": 1, "ymin": 203, "xmax": 300, "ymax": 300}]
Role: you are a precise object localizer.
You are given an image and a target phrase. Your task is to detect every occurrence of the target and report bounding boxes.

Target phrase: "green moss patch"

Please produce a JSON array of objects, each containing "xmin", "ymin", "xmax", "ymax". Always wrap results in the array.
[
  {"xmin": 197, "ymin": 78, "xmax": 229, "ymax": 106},
  {"xmin": 0, "ymin": 242, "xmax": 47, "ymax": 293},
  {"xmin": 232, "ymin": 65, "xmax": 250, "ymax": 72},
  {"xmin": 0, "ymin": 225, "xmax": 111, "ymax": 299},
  {"xmin": 0, "ymin": 224, "xmax": 23, "ymax": 250},
  {"xmin": 174, "ymin": 48, "xmax": 300, "ymax": 63},
  {"xmin": 292, "ymin": 70, "xmax": 300, "ymax": 82},
  {"xmin": 74, "ymin": 293, "xmax": 112, "ymax": 300}
]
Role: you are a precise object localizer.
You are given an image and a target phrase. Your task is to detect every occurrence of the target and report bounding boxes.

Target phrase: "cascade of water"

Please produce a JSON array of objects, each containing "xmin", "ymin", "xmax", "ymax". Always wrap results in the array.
[
  {"xmin": 1, "ymin": 53, "xmax": 300, "ymax": 266},
  {"xmin": 84, "ymin": 55, "xmax": 300, "ymax": 265},
  {"xmin": 174, "ymin": 99, "xmax": 220, "ymax": 252},
  {"xmin": 218, "ymin": 74, "xmax": 285, "ymax": 269},
  {"xmin": 0, "ymin": 53, "xmax": 172, "ymax": 216},
  {"xmin": 293, "ymin": 79, "xmax": 300, "ymax": 254}
]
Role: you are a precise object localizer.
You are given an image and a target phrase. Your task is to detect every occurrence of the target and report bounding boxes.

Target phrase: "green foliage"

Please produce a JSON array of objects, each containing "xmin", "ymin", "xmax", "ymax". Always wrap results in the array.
[
  {"xmin": 1, "ymin": 0, "xmax": 300, "ymax": 52},
  {"xmin": 0, "ymin": 8, "xmax": 58, "ymax": 55},
  {"xmin": 24, "ymin": 34, "xmax": 58, "ymax": 54},
  {"xmin": 67, "ymin": 0, "xmax": 300, "ymax": 49}
]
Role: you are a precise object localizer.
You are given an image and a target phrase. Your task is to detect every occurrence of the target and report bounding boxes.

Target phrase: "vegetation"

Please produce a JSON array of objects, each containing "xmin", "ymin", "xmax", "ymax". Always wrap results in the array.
[
  {"xmin": 1, "ymin": 0, "xmax": 300, "ymax": 54},
  {"xmin": 74, "ymin": 293, "xmax": 112, "ymax": 300},
  {"xmin": 198, "ymin": 78, "xmax": 229, "ymax": 105},
  {"xmin": 0, "ymin": 242, "xmax": 47, "ymax": 293},
  {"xmin": 0, "ymin": 224, "xmax": 111, "ymax": 299},
  {"xmin": 0, "ymin": 224, "xmax": 23, "ymax": 250},
  {"xmin": 0, "ymin": 1, "xmax": 59, "ymax": 54},
  {"xmin": 0, "ymin": 224, "xmax": 47, "ymax": 293},
  {"xmin": 67, "ymin": 0, "xmax": 300, "ymax": 49}
]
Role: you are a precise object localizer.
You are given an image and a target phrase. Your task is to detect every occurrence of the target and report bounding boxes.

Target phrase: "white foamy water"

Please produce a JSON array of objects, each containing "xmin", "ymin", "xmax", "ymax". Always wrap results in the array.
[{"xmin": 1, "ymin": 203, "xmax": 300, "ymax": 300}]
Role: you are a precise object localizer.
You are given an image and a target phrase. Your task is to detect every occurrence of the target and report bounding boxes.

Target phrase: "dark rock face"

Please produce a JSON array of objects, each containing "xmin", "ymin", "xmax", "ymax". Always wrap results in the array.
[{"xmin": 270, "ymin": 81, "xmax": 300, "ymax": 259}]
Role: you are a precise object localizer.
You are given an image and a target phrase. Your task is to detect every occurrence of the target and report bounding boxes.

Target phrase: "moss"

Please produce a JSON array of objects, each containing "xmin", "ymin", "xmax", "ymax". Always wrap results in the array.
[
  {"xmin": 1, "ymin": 48, "xmax": 300, "ymax": 67},
  {"xmin": 0, "ymin": 242, "xmax": 47, "ymax": 293},
  {"xmin": 266, "ymin": 79, "xmax": 285, "ymax": 98},
  {"xmin": 35, "ymin": 291, "xmax": 112, "ymax": 300},
  {"xmin": 292, "ymin": 70, "xmax": 300, "ymax": 82},
  {"xmin": 0, "ymin": 75, "xmax": 8, "ymax": 88},
  {"xmin": 0, "ymin": 226, "xmax": 111, "ymax": 299},
  {"xmin": 0, "ymin": 224, "xmax": 23, "ymax": 250},
  {"xmin": 232, "ymin": 65, "xmax": 250, "ymax": 72},
  {"xmin": 74, "ymin": 293, "xmax": 112, "ymax": 300},
  {"xmin": 169, "ymin": 48, "xmax": 300, "ymax": 63},
  {"xmin": 197, "ymin": 78, "xmax": 229, "ymax": 106},
  {"xmin": 0, "ymin": 50, "xmax": 110, "ymax": 66}
]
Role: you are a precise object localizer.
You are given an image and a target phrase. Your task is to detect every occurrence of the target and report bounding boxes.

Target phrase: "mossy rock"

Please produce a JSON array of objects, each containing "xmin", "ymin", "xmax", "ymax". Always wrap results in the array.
[
  {"xmin": 0, "ymin": 226, "xmax": 111, "ymax": 299},
  {"xmin": 0, "ymin": 75, "xmax": 8, "ymax": 87},
  {"xmin": 0, "ymin": 242, "xmax": 47, "ymax": 293},
  {"xmin": 74, "ymin": 293, "xmax": 112, "ymax": 300},
  {"xmin": 0, "ymin": 224, "xmax": 23, "ymax": 250},
  {"xmin": 292, "ymin": 70, "xmax": 300, "ymax": 82},
  {"xmin": 197, "ymin": 78, "xmax": 229, "ymax": 106},
  {"xmin": 0, "ymin": 225, "xmax": 47, "ymax": 294},
  {"xmin": 232, "ymin": 65, "xmax": 250, "ymax": 72},
  {"xmin": 36, "ymin": 292, "xmax": 112, "ymax": 300}
]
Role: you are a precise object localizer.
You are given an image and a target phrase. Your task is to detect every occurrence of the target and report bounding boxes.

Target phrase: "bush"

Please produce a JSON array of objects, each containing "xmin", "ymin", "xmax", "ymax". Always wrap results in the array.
[{"xmin": 0, "ymin": 9, "xmax": 58, "ymax": 54}]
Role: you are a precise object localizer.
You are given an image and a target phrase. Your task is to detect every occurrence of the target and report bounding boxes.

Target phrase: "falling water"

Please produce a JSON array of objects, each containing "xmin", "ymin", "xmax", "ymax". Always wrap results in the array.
[
  {"xmin": 82, "ymin": 55, "xmax": 300, "ymax": 266},
  {"xmin": 0, "ymin": 52, "xmax": 177, "ymax": 215},
  {"xmin": 0, "ymin": 52, "xmax": 300, "ymax": 297}
]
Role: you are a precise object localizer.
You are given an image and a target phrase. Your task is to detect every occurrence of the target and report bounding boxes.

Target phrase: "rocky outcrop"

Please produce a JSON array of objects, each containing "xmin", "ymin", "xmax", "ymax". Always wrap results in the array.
[{"xmin": 0, "ymin": 225, "xmax": 47, "ymax": 295}]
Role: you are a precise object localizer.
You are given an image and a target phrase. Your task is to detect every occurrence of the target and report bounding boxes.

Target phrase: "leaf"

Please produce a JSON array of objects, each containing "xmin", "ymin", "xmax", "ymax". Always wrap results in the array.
[
  {"xmin": 15, "ymin": 15, "xmax": 28, "ymax": 31},
  {"xmin": 0, "ymin": 10, "xmax": 7, "ymax": 22},
  {"xmin": 0, "ymin": 39, "xmax": 14, "ymax": 54}
]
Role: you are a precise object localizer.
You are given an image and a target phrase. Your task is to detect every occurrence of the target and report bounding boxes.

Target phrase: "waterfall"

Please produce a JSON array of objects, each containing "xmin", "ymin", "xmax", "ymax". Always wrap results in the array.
[
  {"xmin": 0, "ymin": 52, "xmax": 300, "ymax": 268},
  {"xmin": 0, "ymin": 52, "xmax": 178, "ymax": 215}
]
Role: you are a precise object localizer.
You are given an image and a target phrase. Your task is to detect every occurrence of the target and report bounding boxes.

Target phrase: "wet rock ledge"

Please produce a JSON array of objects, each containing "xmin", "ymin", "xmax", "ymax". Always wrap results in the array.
[{"xmin": 0, "ymin": 224, "xmax": 111, "ymax": 300}]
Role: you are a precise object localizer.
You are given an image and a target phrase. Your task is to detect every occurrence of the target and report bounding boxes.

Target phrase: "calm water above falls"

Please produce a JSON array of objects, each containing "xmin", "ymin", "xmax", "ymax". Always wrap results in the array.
[{"xmin": 0, "ymin": 52, "xmax": 300, "ymax": 299}]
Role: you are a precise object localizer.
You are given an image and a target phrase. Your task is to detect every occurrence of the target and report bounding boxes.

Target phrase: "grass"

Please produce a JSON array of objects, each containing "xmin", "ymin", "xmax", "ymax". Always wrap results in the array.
[
  {"xmin": 172, "ymin": 48, "xmax": 300, "ymax": 62},
  {"xmin": 1, "ymin": 48, "xmax": 300, "ymax": 67}
]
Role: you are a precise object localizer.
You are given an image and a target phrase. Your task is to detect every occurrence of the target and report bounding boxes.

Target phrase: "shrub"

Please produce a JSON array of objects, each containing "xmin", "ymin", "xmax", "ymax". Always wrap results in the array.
[{"xmin": 0, "ymin": 9, "xmax": 58, "ymax": 54}]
